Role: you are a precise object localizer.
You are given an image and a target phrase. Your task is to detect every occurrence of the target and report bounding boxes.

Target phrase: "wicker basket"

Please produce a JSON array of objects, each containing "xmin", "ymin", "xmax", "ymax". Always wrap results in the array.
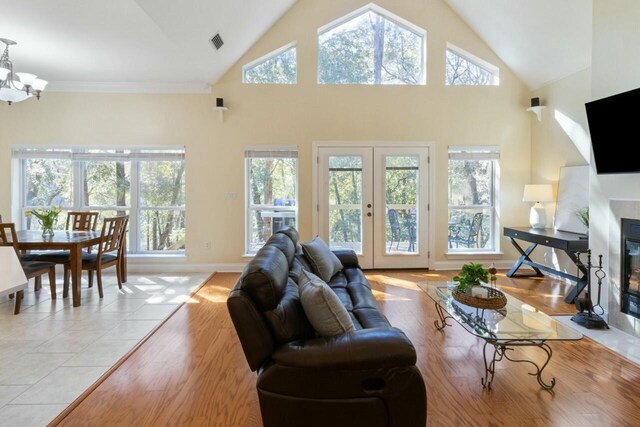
[{"xmin": 452, "ymin": 286, "xmax": 507, "ymax": 310}]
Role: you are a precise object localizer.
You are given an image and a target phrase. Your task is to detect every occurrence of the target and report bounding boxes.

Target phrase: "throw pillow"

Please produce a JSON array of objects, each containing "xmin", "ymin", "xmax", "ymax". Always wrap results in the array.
[
  {"xmin": 298, "ymin": 269, "xmax": 355, "ymax": 337},
  {"xmin": 300, "ymin": 236, "xmax": 343, "ymax": 282}
]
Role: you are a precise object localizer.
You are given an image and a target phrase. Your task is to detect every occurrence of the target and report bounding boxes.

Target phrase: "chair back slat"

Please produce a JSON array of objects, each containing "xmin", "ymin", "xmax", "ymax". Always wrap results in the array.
[
  {"xmin": 66, "ymin": 212, "xmax": 100, "ymax": 231},
  {"xmin": 0, "ymin": 223, "xmax": 19, "ymax": 254},
  {"xmin": 97, "ymin": 216, "xmax": 129, "ymax": 256}
]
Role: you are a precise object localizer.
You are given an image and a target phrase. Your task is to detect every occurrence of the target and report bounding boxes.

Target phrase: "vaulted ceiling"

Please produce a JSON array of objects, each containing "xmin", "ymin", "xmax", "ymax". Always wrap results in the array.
[{"xmin": 0, "ymin": 0, "xmax": 592, "ymax": 92}]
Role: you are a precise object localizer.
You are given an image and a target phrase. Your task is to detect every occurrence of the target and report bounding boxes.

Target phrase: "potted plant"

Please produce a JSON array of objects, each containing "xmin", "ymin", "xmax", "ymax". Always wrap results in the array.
[{"xmin": 452, "ymin": 262, "xmax": 489, "ymax": 294}]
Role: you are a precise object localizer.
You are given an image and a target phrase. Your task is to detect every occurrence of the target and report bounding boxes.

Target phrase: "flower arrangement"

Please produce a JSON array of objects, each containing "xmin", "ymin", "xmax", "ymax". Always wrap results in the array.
[{"xmin": 25, "ymin": 206, "xmax": 62, "ymax": 237}]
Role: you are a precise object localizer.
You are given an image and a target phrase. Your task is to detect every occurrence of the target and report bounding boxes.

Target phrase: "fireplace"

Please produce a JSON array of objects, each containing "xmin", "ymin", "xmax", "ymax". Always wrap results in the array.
[{"xmin": 621, "ymin": 218, "xmax": 640, "ymax": 319}]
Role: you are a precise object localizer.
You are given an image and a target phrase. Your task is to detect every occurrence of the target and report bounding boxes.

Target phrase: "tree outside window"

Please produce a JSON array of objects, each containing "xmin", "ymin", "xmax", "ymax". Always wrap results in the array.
[
  {"xmin": 243, "ymin": 45, "xmax": 297, "ymax": 84},
  {"xmin": 318, "ymin": 5, "xmax": 425, "ymax": 85}
]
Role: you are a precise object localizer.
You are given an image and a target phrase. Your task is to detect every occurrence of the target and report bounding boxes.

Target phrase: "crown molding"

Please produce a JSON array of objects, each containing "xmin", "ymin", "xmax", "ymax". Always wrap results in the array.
[{"xmin": 46, "ymin": 81, "xmax": 212, "ymax": 94}]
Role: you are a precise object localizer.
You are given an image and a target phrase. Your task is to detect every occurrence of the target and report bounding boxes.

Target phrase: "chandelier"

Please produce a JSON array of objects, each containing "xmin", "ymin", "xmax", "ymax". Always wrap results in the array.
[{"xmin": 0, "ymin": 38, "xmax": 47, "ymax": 105}]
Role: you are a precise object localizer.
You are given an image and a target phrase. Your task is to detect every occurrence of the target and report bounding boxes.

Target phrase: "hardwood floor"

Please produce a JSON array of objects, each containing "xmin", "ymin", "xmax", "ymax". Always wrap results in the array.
[{"xmin": 52, "ymin": 270, "xmax": 640, "ymax": 427}]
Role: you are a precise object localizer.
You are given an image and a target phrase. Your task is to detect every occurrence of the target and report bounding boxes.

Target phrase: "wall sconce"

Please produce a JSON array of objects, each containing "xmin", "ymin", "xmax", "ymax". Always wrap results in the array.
[{"xmin": 526, "ymin": 97, "xmax": 546, "ymax": 122}]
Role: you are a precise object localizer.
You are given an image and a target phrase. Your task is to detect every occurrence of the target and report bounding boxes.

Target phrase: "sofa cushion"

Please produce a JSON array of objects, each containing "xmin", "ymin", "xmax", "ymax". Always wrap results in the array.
[
  {"xmin": 300, "ymin": 236, "xmax": 343, "ymax": 282},
  {"xmin": 299, "ymin": 270, "xmax": 355, "ymax": 337},
  {"xmin": 265, "ymin": 232, "xmax": 296, "ymax": 266},
  {"xmin": 240, "ymin": 245, "xmax": 289, "ymax": 311},
  {"xmin": 263, "ymin": 278, "xmax": 315, "ymax": 344}
]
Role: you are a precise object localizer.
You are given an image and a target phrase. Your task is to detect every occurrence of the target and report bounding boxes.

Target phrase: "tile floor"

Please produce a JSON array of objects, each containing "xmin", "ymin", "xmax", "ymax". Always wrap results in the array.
[
  {"xmin": 0, "ymin": 271, "xmax": 210, "ymax": 427},
  {"xmin": 555, "ymin": 315, "xmax": 640, "ymax": 365}
]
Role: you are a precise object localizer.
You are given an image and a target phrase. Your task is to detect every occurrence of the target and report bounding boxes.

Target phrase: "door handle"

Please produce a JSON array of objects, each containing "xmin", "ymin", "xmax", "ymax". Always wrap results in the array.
[{"xmin": 367, "ymin": 212, "xmax": 372, "ymax": 217}]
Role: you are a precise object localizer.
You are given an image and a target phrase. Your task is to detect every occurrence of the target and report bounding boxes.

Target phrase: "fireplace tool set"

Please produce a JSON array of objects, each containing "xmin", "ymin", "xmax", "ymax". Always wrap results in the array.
[{"xmin": 571, "ymin": 250, "xmax": 609, "ymax": 329}]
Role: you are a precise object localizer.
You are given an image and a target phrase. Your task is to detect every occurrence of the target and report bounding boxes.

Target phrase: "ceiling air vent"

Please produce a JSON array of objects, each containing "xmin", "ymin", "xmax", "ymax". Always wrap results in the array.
[{"xmin": 210, "ymin": 33, "xmax": 224, "ymax": 50}]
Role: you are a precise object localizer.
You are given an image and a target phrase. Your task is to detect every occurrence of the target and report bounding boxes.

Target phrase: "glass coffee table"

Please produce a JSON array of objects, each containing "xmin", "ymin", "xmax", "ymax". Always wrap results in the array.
[{"xmin": 418, "ymin": 282, "xmax": 583, "ymax": 391}]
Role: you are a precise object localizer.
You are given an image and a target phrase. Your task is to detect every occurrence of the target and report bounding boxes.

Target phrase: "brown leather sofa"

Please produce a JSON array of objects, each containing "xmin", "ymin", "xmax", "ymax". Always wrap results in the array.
[{"xmin": 227, "ymin": 227, "xmax": 427, "ymax": 427}]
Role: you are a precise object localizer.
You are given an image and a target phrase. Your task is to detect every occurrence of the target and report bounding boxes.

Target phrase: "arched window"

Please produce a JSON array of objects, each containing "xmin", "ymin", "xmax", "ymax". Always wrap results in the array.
[
  {"xmin": 243, "ymin": 43, "xmax": 297, "ymax": 84},
  {"xmin": 318, "ymin": 4, "xmax": 426, "ymax": 85}
]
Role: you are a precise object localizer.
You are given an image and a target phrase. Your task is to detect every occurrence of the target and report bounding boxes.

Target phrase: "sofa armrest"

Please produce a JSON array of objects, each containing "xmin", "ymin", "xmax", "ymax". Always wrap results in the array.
[
  {"xmin": 332, "ymin": 249, "xmax": 360, "ymax": 269},
  {"xmin": 272, "ymin": 327, "xmax": 416, "ymax": 370}
]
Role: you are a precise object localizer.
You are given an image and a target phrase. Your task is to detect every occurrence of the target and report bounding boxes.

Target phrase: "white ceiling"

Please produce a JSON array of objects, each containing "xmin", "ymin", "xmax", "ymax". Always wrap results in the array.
[
  {"xmin": 1, "ymin": 0, "xmax": 591, "ymax": 92},
  {"xmin": 444, "ymin": 0, "xmax": 592, "ymax": 90},
  {"xmin": 0, "ymin": 0, "xmax": 295, "ymax": 92}
]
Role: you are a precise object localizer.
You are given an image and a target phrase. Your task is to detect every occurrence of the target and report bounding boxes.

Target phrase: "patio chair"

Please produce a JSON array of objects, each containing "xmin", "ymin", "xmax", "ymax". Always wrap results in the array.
[{"xmin": 448, "ymin": 212, "xmax": 484, "ymax": 249}]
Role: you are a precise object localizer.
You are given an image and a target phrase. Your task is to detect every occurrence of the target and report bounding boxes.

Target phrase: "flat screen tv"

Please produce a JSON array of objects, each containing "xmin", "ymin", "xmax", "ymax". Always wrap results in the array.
[{"xmin": 585, "ymin": 87, "xmax": 640, "ymax": 174}]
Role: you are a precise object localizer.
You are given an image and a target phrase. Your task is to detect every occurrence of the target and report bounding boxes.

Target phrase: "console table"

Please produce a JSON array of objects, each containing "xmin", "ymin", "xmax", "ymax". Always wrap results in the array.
[{"xmin": 503, "ymin": 227, "xmax": 589, "ymax": 303}]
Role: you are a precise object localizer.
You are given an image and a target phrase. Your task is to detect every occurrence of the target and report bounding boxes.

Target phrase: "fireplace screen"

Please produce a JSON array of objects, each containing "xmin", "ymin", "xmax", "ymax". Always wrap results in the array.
[
  {"xmin": 624, "ymin": 239, "xmax": 640, "ymax": 296},
  {"xmin": 622, "ymin": 218, "xmax": 640, "ymax": 319}
]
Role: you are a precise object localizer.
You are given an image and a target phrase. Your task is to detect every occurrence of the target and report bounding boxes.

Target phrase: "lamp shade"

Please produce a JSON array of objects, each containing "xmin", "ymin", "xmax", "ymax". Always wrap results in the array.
[{"xmin": 522, "ymin": 184, "xmax": 553, "ymax": 203}]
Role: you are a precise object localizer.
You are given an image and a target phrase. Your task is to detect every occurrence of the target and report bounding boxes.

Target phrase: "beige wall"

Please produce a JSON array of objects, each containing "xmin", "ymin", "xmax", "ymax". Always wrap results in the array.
[
  {"xmin": 0, "ymin": 93, "xmax": 217, "ymax": 265},
  {"xmin": 212, "ymin": 0, "xmax": 531, "ymax": 266},
  {"xmin": 529, "ymin": 68, "xmax": 591, "ymax": 274},
  {"xmin": 590, "ymin": 0, "xmax": 640, "ymax": 334},
  {"xmin": 0, "ymin": 0, "xmax": 532, "ymax": 267}
]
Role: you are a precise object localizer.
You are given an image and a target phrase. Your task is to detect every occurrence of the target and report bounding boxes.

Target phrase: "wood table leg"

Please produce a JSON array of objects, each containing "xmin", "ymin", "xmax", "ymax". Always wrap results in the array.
[
  {"xmin": 70, "ymin": 245, "xmax": 82, "ymax": 307},
  {"xmin": 120, "ymin": 238, "xmax": 127, "ymax": 283},
  {"xmin": 14, "ymin": 290, "xmax": 23, "ymax": 315}
]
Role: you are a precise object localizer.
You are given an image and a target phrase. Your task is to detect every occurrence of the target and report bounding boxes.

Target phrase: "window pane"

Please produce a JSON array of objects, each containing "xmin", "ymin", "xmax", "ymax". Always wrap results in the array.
[
  {"xmin": 385, "ymin": 156, "xmax": 418, "ymax": 254},
  {"xmin": 84, "ymin": 161, "xmax": 131, "ymax": 207},
  {"xmin": 244, "ymin": 46, "xmax": 297, "ymax": 84},
  {"xmin": 446, "ymin": 49, "xmax": 497, "ymax": 86},
  {"xmin": 249, "ymin": 209, "xmax": 297, "ymax": 254},
  {"xmin": 249, "ymin": 158, "xmax": 296, "ymax": 205},
  {"xmin": 140, "ymin": 161, "xmax": 185, "ymax": 207},
  {"xmin": 24, "ymin": 159, "xmax": 73, "ymax": 207},
  {"xmin": 247, "ymin": 156, "xmax": 297, "ymax": 254},
  {"xmin": 448, "ymin": 209, "xmax": 491, "ymax": 249},
  {"xmin": 328, "ymin": 156, "xmax": 362, "ymax": 252},
  {"xmin": 140, "ymin": 209, "xmax": 185, "ymax": 251},
  {"xmin": 319, "ymin": 9, "xmax": 424, "ymax": 85},
  {"xmin": 448, "ymin": 160, "xmax": 492, "ymax": 206}
]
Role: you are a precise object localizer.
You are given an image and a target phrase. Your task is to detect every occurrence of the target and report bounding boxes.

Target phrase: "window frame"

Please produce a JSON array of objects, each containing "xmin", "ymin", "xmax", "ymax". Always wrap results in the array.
[
  {"xmin": 13, "ymin": 146, "xmax": 186, "ymax": 255},
  {"xmin": 445, "ymin": 43, "xmax": 500, "ymax": 86},
  {"xmin": 317, "ymin": 3, "xmax": 427, "ymax": 85},
  {"xmin": 244, "ymin": 146, "xmax": 299, "ymax": 255},
  {"xmin": 242, "ymin": 42, "xmax": 298, "ymax": 84},
  {"xmin": 447, "ymin": 146, "xmax": 500, "ymax": 253}
]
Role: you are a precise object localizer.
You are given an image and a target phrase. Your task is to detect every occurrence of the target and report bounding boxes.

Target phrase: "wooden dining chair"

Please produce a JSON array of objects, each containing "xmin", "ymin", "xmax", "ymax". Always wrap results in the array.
[
  {"xmin": 36, "ymin": 211, "xmax": 100, "ymax": 286},
  {"xmin": 63, "ymin": 215, "xmax": 129, "ymax": 299},
  {"xmin": 0, "ymin": 222, "xmax": 58, "ymax": 301}
]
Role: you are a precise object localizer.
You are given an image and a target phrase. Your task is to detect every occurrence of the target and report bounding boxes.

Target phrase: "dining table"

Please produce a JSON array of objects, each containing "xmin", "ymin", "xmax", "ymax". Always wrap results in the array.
[{"xmin": 16, "ymin": 230, "xmax": 127, "ymax": 307}]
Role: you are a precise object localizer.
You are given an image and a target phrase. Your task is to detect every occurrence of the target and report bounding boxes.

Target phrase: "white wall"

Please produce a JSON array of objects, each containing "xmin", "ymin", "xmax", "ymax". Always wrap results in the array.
[
  {"xmin": 590, "ymin": 0, "xmax": 640, "ymax": 335},
  {"xmin": 529, "ymin": 68, "xmax": 591, "ymax": 281}
]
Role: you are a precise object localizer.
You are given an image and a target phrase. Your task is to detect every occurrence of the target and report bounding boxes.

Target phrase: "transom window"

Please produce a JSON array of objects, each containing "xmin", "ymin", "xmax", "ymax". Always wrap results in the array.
[
  {"xmin": 446, "ymin": 44, "xmax": 499, "ymax": 86},
  {"xmin": 13, "ymin": 147, "xmax": 186, "ymax": 254},
  {"xmin": 245, "ymin": 147, "xmax": 298, "ymax": 254},
  {"xmin": 447, "ymin": 146, "xmax": 499, "ymax": 252},
  {"xmin": 318, "ymin": 4, "xmax": 426, "ymax": 85},
  {"xmin": 243, "ymin": 43, "xmax": 297, "ymax": 84}
]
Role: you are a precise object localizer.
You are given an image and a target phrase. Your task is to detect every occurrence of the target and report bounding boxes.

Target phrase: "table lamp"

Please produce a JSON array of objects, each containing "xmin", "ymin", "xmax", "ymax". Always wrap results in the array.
[{"xmin": 523, "ymin": 184, "xmax": 553, "ymax": 229}]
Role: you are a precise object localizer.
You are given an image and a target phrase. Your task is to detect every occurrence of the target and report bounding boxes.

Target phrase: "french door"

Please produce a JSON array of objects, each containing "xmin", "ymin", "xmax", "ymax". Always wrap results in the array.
[{"xmin": 317, "ymin": 145, "xmax": 430, "ymax": 269}]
